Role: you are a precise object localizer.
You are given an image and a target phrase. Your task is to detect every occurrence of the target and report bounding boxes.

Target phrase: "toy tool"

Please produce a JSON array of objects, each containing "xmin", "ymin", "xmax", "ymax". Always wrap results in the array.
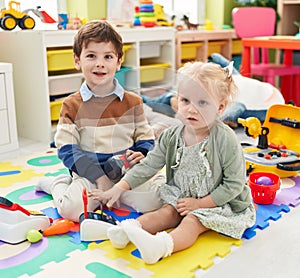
[
  {"xmin": 80, "ymin": 189, "xmax": 117, "ymax": 241},
  {"xmin": 0, "ymin": 196, "xmax": 51, "ymax": 244},
  {"xmin": 238, "ymin": 104, "xmax": 300, "ymax": 177}
]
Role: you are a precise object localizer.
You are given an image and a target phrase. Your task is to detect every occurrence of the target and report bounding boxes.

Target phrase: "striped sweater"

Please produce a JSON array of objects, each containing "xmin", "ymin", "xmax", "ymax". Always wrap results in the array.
[{"xmin": 54, "ymin": 91, "xmax": 155, "ymax": 183}]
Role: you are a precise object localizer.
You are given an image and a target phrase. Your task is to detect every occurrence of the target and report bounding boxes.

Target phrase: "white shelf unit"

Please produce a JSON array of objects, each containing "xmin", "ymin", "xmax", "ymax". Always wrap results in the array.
[
  {"xmin": 0, "ymin": 63, "xmax": 18, "ymax": 153},
  {"xmin": 0, "ymin": 28, "xmax": 176, "ymax": 143}
]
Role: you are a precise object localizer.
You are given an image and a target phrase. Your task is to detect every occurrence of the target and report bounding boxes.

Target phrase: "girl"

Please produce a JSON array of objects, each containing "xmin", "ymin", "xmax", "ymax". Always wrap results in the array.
[{"xmin": 89, "ymin": 61, "xmax": 256, "ymax": 264}]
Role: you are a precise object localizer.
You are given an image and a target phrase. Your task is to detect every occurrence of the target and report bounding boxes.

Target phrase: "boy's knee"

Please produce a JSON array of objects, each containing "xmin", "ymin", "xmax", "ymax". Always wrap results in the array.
[{"xmin": 56, "ymin": 198, "xmax": 83, "ymax": 222}]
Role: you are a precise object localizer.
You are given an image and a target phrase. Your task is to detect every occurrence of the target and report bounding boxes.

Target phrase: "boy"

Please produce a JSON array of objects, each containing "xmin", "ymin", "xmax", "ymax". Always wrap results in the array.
[{"xmin": 36, "ymin": 21, "xmax": 163, "ymax": 221}]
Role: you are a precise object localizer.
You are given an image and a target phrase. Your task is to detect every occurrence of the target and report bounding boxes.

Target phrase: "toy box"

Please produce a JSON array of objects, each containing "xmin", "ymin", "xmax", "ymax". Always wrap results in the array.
[
  {"xmin": 140, "ymin": 62, "xmax": 170, "ymax": 83},
  {"xmin": 240, "ymin": 104, "xmax": 300, "ymax": 178}
]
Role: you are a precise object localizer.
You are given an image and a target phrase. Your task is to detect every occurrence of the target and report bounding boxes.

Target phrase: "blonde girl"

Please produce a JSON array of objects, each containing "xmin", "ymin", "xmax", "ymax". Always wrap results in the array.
[{"xmin": 89, "ymin": 61, "xmax": 256, "ymax": 264}]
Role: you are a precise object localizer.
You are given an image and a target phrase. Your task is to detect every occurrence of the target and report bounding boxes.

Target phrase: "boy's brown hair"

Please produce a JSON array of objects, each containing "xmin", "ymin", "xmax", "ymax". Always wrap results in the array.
[{"xmin": 73, "ymin": 20, "xmax": 123, "ymax": 60}]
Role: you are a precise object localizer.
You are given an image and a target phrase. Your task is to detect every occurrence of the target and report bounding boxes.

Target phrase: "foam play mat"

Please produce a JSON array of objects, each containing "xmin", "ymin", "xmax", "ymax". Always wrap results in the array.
[{"xmin": 0, "ymin": 149, "xmax": 299, "ymax": 277}]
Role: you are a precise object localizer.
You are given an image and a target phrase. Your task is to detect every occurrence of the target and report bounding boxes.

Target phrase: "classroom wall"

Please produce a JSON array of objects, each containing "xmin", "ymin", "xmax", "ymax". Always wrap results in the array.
[
  {"xmin": 206, "ymin": 0, "xmax": 236, "ymax": 28},
  {"xmin": 66, "ymin": 0, "xmax": 107, "ymax": 21}
]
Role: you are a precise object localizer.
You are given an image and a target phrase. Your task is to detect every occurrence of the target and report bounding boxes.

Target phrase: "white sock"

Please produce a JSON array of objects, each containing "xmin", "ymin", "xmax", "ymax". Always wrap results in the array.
[
  {"xmin": 35, "ymin": 174, "xmax": 71, "ymax": 195},
  {"xmin": 107, "ymin": 218, "xmax": 140, "ymax": 249},
  {"xmin": 121, "ymin": 221, "xmax": 174, "ymax": 264}
]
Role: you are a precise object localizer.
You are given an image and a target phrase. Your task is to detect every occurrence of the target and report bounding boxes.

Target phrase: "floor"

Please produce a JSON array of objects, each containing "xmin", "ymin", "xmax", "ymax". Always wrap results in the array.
[{"xmin": 1, "ymin": 132, "xmax": 300, "ymax": 278}]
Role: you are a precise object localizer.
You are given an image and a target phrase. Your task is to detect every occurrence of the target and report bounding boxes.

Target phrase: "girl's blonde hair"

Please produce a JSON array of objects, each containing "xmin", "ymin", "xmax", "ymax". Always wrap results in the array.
[{"xmin": 177, "ymin": 62, "xmax": 237, "ymax": 105}]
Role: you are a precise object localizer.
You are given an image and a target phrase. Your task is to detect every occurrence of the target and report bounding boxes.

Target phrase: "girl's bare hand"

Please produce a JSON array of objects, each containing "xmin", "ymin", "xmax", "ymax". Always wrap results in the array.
[{"xmin": 176, "ymin": 198, "xmax": 200, "ymax": 216}]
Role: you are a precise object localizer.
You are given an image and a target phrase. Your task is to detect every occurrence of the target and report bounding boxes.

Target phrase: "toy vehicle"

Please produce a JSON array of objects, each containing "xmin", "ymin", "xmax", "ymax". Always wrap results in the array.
[
  {"xmin": 0, "ymin": 196, "xmax": 52, "ymax": 244},
  {"xmin": 0, "ymin": 1, "xmax": 35, "ymax": 30}
]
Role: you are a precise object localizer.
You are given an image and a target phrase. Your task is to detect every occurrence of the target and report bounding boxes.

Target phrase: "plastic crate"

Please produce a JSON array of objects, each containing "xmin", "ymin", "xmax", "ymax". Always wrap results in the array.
[
  {"xmin": 181, "ymin": 42, "xmax": 202, "ymax": 60},
  {"xmin": 49, "ymin": 74, "xmax": 83, "ymax": 95},
  {"xmin": 122, "ymin": 44, "xmax": 132, "ymax": 63},
  {"xmin": 207, "ymin": 41, "xmax": 226, "ymax": 57},
  {"xmin": 47, "ymin": 49, "xmax": 75, "ymax": 71},
  {"xmin": 115, "ymin": 67, "xmax": 131, "ymax": 87},
  {"xmin": 232, "ymin": 39, "xmax": 242, "ymax": 55},
  {"xmin": 140, "ymin": 63, "xmax": 170, "ymax": 83},
  {"xmin": 50, "ymin": 100, "xmax": 63, "ymax": 121},
  {"xmin": 248, "ymin": 172, "xmax": 280, "ymax": 204},
  {"xmin": 140, "ymin": 41, "xmax": 163, "ymax": 58}
]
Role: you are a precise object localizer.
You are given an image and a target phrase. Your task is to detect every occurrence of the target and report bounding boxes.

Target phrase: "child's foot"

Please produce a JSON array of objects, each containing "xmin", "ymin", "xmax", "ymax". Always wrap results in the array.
[
  {"xmin": 107, "ymin": 219, "xmax": 140, "ymax": 249},
  {"xmin": 121, "ymin": 221, "xmax": 173, "ymax": 264},
  {"xmin": 35, "ymin": 174, "xmax": 71, "ymax": 195}
]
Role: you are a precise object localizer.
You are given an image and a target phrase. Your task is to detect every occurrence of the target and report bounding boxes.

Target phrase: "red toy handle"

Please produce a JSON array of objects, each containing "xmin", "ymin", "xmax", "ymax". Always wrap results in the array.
[{"xmin": 82, "ymin": 188, "xmax": 88, "ymax": 219}]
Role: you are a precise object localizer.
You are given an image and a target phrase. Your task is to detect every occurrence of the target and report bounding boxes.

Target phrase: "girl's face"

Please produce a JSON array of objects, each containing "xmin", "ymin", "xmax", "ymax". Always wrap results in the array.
[
  {"xmin": 177, "ymin": 79, "xmax": 226, "ymax": 131},
  {"xmin": 74, "ymin": 41, "xmax": 122, "ymax": 95}
]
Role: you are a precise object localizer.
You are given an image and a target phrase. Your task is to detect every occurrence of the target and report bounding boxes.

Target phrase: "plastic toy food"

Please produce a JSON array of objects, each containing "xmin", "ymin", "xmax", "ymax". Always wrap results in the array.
[
  {"xmin": 256, "ymin": 176, "xmax": 274, "ymax": 185},
  {"xmin": 0, "ymin": 196, "xmax": 51, "ymax": 244},
  {"xmin": 43, "ymin": 219, "xmax": 75, "ymax": 236},
  {"xmin": 26, "ymin": 229, "xmax": 43, "ymax": 243}
]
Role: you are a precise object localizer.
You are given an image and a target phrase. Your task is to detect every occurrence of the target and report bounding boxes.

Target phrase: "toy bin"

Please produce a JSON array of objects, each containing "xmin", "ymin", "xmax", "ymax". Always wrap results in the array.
[
  {"xmin": 47, "ymin": 49, "xmax": 75, "ymax": 71},
  {"xmin": 115, "ymin": 67, "xmax": 131, "ymax": 87},
  {"xmin": 49, "ymin": 74, "xmax": 83, "ymax": 95},
  {"xmin": 140, "ymin": 63, "xmax": 170, "ymax": 83},
  {"xmin": 181, "ymin": 42, "xmax": 203, "ymax": 60},
  {"xmin": 232, "ymin": 39, "xmax": 242, "ymax": 55},
  {"xmin": 207, "ymin": 41, "xmax": 226, "ymax": 57},
  {"xmin": 122, "ymin": 44, "xmax": 132, "ymax": 63},
  {"xmin": 248, "ymin": 172, "xmax": 280, "ymax": 204},
  {"xmin": 140, "ymin": 41, "xmax": 163, "ymax": 58},
  {"xmin": 50, "ymin": 100, "xmax": 64, "ymax": 121}
]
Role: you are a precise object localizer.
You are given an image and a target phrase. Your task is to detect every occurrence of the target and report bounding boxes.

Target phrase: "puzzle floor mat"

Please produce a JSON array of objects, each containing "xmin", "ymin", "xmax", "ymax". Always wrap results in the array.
[{"xmin": 0, "ymin": 149, "xmax": 299, "ymax": 278}]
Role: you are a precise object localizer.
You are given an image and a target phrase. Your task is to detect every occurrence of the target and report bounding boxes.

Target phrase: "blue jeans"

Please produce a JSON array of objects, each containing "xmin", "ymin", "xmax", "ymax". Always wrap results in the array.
[
  {"xmin": 221, "ymin": 102, "xmax": 266, "ymax": 124},
  {"xmin": 142, "ymin": 92, "xmax": 176, "ymax": 117}
]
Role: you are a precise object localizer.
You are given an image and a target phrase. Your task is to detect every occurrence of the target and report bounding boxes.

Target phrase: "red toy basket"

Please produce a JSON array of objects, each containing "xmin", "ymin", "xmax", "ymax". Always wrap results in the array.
[{"xmin": 248, "ymin": 172, "xmax": 281, "ymax": 204}]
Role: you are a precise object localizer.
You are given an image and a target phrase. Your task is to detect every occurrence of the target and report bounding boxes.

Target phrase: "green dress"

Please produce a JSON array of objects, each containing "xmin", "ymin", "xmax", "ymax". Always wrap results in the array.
[{"xmin": 159, "ymin": 136, "xmax": 255, "ymax": 239}]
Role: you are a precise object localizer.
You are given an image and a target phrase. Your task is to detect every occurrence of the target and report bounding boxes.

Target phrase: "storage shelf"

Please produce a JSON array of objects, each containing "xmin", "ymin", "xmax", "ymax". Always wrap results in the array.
[{"xmin": 175, "ymin": 29, "xmax": 236, "ymax": 69}]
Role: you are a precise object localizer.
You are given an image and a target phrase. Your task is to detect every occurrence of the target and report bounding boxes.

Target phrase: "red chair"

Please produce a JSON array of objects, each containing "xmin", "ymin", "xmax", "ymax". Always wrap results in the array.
[{"xmin": 232, "ymin": 7, "xmax": 300, "ymax": 88}]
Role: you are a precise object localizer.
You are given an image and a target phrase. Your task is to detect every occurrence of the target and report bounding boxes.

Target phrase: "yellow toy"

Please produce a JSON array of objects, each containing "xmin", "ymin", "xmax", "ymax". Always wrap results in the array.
[
  {"xmin": 0, "ymin": 1, "xmax": 35, "ymax": 30},
  {"xmin": 238, "ymin": 104, "xmax": 300, "ymax": 178},
  {"xmin": 154, "ymin": 4, "xmax": 173, "ymax": 27}
]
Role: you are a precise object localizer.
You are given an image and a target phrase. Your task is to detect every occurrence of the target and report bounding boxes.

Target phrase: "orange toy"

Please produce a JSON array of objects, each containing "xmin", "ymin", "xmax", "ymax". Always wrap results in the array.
[{"xmin": 43, "ymin": 219, "xmax": 75, "ymax": 236}]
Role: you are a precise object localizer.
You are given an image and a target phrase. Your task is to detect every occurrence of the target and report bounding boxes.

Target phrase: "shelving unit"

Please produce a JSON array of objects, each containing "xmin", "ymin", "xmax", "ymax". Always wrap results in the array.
[
  {"xmin": 175, "ymin": 29, "xmax": 236, "ymax": 69},
  {"xmin": 277, "ymin": 0, "xmax": 300, "ymax": 35},
  {"xmin": 0, "ymin": 27, "xmax": 175, "ymax": 143},
  {"xmin": 0, "ymin": 63, "xmax": 18, "ymax": 153}
]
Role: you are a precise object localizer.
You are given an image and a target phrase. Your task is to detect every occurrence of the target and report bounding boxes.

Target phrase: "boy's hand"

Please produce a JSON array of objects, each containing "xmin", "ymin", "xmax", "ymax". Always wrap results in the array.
[
  {"xmin": 126, "ymin": 150, "xmax": 144, "ymax": 167},
  {"xmin": 95, "ymin": 175, "xmax": 114, "ymax": 191}
]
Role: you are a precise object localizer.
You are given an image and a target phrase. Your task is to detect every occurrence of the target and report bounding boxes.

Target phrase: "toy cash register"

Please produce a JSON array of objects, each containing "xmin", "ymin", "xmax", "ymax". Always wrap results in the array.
[
  {"xmin": 238, "ymin": 104, "xmax": 300, "ymax": 178},
  {"xmin": 0, "ymin": 196, "xmax": 51, "ymax": 244},
  {"xmin": 79, "ymin": 188, "xmax": 117, "ymax": 241}
]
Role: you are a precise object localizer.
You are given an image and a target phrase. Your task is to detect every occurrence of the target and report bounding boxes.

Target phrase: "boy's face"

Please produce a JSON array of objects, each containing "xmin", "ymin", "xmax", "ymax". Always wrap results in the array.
[{"xmin": 74, "ymin": 41, "xmax": 122, "ymax": 95}]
